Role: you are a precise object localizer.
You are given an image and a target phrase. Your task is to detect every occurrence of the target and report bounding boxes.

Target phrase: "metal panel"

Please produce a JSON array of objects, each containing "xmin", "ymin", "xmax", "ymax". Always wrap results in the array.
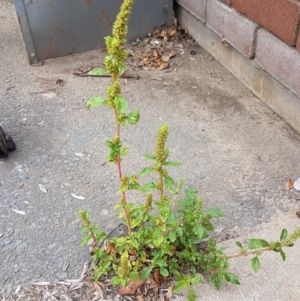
[{"xmin": 13, "ymin": 0, "xmax": 173, "ymax": 64}]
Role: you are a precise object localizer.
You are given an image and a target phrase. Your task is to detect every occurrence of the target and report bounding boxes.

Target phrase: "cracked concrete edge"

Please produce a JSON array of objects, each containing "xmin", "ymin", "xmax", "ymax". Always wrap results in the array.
[{"xmin": 175, "ymin": 3, "xmax": 300, "ymax": 135}]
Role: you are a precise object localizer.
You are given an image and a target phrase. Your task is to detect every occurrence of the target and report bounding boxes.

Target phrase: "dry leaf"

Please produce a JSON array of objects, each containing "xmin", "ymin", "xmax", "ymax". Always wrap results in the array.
[
  {"xmin": 71, "ymin": 193, "xmax": 85, "ymax": 200},
  {"xmin": 39, "ymin": 184, "xmax": 47, "ymax": 193},
  {"xmin": 153, "ymin": 269, "xmax": 165, "ymax": 284},
  {"xmin": 162, "ymin": 51, "xmax": 176, "ymax": 63},
  {"xmin": 296, "ymin": 211, "xmax": 300, "ymax": 218},
  {"xmin": 146, "ymin": 276, "xmax": 159, "ymax": 289},
  {"xmin": 136, "ymin": 295, "xmax": 144, "ymax": 301},
  {"xmin": 0, "ymin": 233, "xmax": 3, "ymax": 238},
  {"xmin": 286, "ymin": 178, "xmax": 293, "ymax": 190},
  {"xmin": 158, "ymin": 61, "xmax": 168, "ymax": 71},
  {"xmin": 164, "ymin": 285, "xmax": 173, "ymax": 300},
  {"xmin": 106, "ymin": 242, "xmax": 116, "ymax": 255},
  {"xmin": 11, "ymin": 208, "xmax": 25, "ymax": 215},
  {"xmin": 117, "ymin": 280, "xmax": 145, "ymax": 295},
  {"xmin": 93, "ymin": 282, "xmax": 104, "ymax": 298},
  {"xmin": 18, "ymin": 183, "xmax": 24, "ymax": 188}
]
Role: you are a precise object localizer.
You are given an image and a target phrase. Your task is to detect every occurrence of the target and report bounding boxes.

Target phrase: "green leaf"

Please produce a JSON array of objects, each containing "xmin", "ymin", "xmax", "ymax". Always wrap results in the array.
[
  {"xmin": 114, "ymin": 96, "xmax": 128, "ymax": 116},
  {"xmin": 287, "ymin": 243, "xmax": 294, "ymax": 247},
  {"xmin": 140, "ymin": 267, "xmax": 152, "ymax": 280},
  {"xmin": 80, "ymin": 236, "xmax": 90, "ymax": 247},
  {"xmin": 120, "ymin": 148, "xmax": 128, "ymax": 155},
  {"xmin": 203, "ymin": 221, "xmax": 214, "ymax": 231},
  {"xmin": 173, "ymin": 280, "xmax": 188, "ymax": 292},
  {"xmin": 176, "ymin": 227, "xmax": 183, "ymax": 237},
  {"xmin": 160, "ymin": 267, "xmax": 169, "ymax": 277},
  {"xmin": 224, "ymin": 273, "xmax": 240, "ymax": 285},
  {"xmin": 205, "ymin": 207, "xmax": 224, "ymax": 218},
  {"xmin": 86, "ymin": 95, "xmax": 107, "ymax": 110},
  {"xmin": 280, "ymin": 250, "xmax": 286, "ymax": 261},
  {"xmin": 163, "ymin": 161, "xmax": 181, "ymax": 167},
  {"xmin": 153, "ymin": 229, "xmax": 164, "ymax": 247},
  {"xmin": 118, "ymin": 63, "xmax": 126, "ymax": 75},
  {"xmin": 248, "ymin": 239, "xmax": 269, "ymax": 249},
  {"xmin": 127, "ymin": 110, "xmax": 140, "ymax": 125},
  {"xmin": 191, "ymin": 274, "xmax": 203, "ymax": 284},
  {"xmin": 251, "ymin": 256, "xmax": 261, "ymax": 273},
  {"xmin": 187, "ymin": 288, "xmax": 196, "ymax": 301},
  {"xmin": 280, "ymin": 229, "xmax": 288, "ymax": 240},
  {"xmin": 165, "ymin": 176, "xmax": 176, "ymax": 194},
  {"xmin": 139, "ymin": 167, "xmax": 154, "ymax": 176},
  {"xmin": 169, "ymin": 231, "xmax": 176, "ymax": 243},
  {"xmin": 193, "ymin": 224, "xmax": 205, "ymax": 240},
  {"xmin": 143, "ymin": 154, "xmax": 156, "ymax": 160},
  {"xmin": 128, "ymin": 271, "xmax": 139, "ymax": 280},
  {"xmin": 211, "ymin": 274, "xmax": 221, "ymax": 290},
  {"xmin": 88, "ymin": 67, "xmax": 107, "ymax": 75},
  {"xmin": 140, "ymin": 181, "xmax": 157, "ymax": 192},
  {"xmin": 236, "ymin": 241, "xmax": 243, "ymax": 248},
  {"xmin": 185, "ymin": 188, "xmax": 198, "ymax": 199},
  {"xmin": 111, "ymin": 276, "xmax": 120, "ymax": 286},
  {"xmin": 164, "ymin": 148, "xmax": 169, "ymax": 159},
  {"xmin": 155, "ymin": 258, "xmax": 167, "ymax": 267}
]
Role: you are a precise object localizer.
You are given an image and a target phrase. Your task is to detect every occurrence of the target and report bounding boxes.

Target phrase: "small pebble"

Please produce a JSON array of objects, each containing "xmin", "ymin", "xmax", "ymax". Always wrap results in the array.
[{"xmin": 293, "ymin": 177, "xmax": 300, "ymax": 191}]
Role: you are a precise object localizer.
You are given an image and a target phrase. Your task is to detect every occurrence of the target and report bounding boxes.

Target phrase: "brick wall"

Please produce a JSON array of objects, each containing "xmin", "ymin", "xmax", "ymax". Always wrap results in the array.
[{"xmin": 175, "ymin": 0, "xmax": 300, "ymax": 98}]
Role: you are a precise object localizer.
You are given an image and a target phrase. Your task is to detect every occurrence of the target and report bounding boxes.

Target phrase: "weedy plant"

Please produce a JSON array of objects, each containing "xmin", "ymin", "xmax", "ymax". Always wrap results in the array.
[{"xmin": 79, "ymin": 0, "xmax": 300, "ymax": 299}]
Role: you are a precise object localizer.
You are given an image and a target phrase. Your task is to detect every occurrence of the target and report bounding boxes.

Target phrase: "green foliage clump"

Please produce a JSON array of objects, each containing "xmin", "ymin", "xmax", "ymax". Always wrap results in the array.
[{"xmin": 80, "ymin": 0, "xmax": 300, "ymax": 300}]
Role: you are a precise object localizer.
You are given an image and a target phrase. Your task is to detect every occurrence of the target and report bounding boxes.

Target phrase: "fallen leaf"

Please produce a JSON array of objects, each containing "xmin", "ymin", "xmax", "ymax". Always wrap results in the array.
[
  {"xmin": 286, "ymin": 178, "xmax": 293, "ymax": 190},
  {"xmin": 18, "ymin": 183, "xmax": 24, "ymax": 188},
  {"xmin": 0, "ymin": 233, "xmax": 3, "ymax": 238},
  {"xmin": 296, "ymin": 211, "xmax": 300, "ymax": 218},
  {"xmin": 162, "ymin": 51, "xmax": 176, "ymax": 63},
  {"xmin": 158, "ymin": 61, "xmax": 168, "ymax": 71},
  {"xmin": 136, "ymin": 295, "xmax": 144, "ymax": 301},
  {"xmin": 153, "ymin": 269, "xmax": 165, "ymax": 284},
  {"xmin": 164, "ymin": 285, "xmax": 173, "ymax": 300},
  {"xmin": 117, "ymin": 280, "xmax": 145, "ymax": 295},
  {"xmin": 93, "ymin": 282, "xmax": 104, "ymax": 298},
  {"xmin": 146, "ymin": 276, "xmax": 159, "ymax": 289},
  {"xmin": 39, "ymin": 184, "xmax": 47, "ymax": 193},
  {"xmin": 107, "ymin": 242, "xmax": 116, "ymax": 255},
  {"xmin": 71, "ymin": 193, "xmax": 85, "ymax": 200},
  {"xmin": 11, "ymin": 208, "xmax": 25, "ymax": 215}
]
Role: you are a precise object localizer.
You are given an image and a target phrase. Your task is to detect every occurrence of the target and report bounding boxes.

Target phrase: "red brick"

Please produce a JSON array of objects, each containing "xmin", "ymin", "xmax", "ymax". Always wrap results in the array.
[
  {"xmin": 255, "ymin": 29, "xmax": 300, "ymax": 97},
  {"xmin": 175, "ymin": 0, "xmax": 206, "ymax": 22},
  {"xmin": 297, "ymin": 29, "xmax": 300, "ymax": 50},
  {"xmin": 232, "ymin": 0, "xmax": 299, "ymax": 46},
  {"xmin": 206, "ymin": 0, "xmax": 257, "ymax": 58}
]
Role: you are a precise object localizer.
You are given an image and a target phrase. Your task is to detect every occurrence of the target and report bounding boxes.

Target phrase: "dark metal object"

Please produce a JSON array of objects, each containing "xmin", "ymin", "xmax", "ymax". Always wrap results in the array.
[
  {"xmin": 13, "ymin": 0, "xmax": 173, "ymax": 64},
  {"xmin": 0, "ymin": 124, "xmax": 16, "ymax": 157},
  {"xmin": 190, "ymin": 50, "xmax": 196, "ymax": 55}
]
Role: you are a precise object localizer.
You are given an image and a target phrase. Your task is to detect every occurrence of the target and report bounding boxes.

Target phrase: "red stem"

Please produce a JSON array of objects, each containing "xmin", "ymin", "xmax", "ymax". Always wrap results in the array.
[{"xmin": 114, "ymin": 108, "xmax": 132, "ymax": 235}]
